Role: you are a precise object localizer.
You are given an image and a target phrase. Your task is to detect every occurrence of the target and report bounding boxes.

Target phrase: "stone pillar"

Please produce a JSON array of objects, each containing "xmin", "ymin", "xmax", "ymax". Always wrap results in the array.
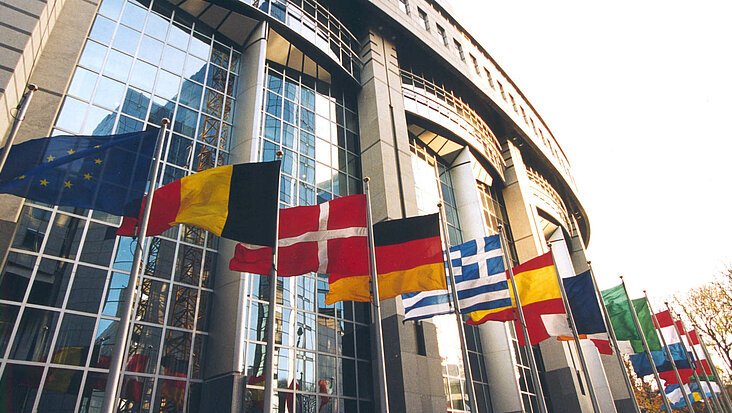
[
  {"xmin": 500, "ymin": 140, "xmax": 545, "ymax": 261},
  {"xmin": 201, "ymin": 21, "xmax": 268, "ymax": 413},
  {"xmin": 357, "ymin": 28, "xmax": 443, "ymax": 412},
  {"xmin": 0, "ymin": 0, "xmax": 98, "ymax": 267},
  {"xmin": 500, "ymin": 140, "xmax": 598, "ymax": 412}
]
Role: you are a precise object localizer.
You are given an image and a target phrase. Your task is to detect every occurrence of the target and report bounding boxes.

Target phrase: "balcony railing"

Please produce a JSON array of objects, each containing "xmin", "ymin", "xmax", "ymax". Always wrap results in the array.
[
  {"xmin": 400, "ymin": 70, "xmax": 505, "ymax": 179},
  {"xmin": 242, "ymin": 0, "xmax": 361, "ymax": 80}
]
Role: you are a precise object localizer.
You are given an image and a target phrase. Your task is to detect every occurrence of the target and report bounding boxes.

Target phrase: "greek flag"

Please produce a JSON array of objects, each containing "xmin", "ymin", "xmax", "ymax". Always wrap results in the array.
[{"xmin": 402, "ymin": 235, "xmax": 512, "ymax": 321}]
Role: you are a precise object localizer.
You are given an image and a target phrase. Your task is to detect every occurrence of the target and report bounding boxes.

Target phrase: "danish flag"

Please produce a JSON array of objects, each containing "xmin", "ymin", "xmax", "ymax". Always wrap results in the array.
[{"xmin": 229, "ymin": 194, "xmax": 369, "ymax": 276}]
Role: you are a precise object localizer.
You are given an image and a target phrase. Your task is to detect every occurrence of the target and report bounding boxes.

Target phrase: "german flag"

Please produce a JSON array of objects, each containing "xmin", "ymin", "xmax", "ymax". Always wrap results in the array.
[
  {"xmin": 117, "ymin": 161, "xmax": 280, "ymax": 247},
  {"xmin": 325, "ymin": 213, "xmax": 446, "ymax": 304}
]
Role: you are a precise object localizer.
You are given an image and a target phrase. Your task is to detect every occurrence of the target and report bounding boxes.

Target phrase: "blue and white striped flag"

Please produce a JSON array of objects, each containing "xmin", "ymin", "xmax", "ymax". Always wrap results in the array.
[{"xmin": 402, "ymin": 235, "xmax": 512, "ymax": 321}]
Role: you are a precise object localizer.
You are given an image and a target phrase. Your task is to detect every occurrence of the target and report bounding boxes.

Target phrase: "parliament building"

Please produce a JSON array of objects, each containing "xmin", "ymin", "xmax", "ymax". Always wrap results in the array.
[{"xmin": 0, "ymin": 0, "xmax": 632, "ymax": 411}]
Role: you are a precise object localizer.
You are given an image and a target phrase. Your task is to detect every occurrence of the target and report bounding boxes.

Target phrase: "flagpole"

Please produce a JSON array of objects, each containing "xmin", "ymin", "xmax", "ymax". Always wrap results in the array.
[
  {"xmin": 363, "ymin": 177, "xmax": 390, "ymax": 413},
  {"xmin": 0, "ymin": 84, "xmax": 39, "ymax": 174},
  {"xmin": 645, "ymin": 292, "xmax": 695, "ymax": 412},
  {"xmin": 437, "ymin": 202, "xmax": 477, "ymax": 413},
  {"xmin": 263, "ymin": 150, "xmax": 284, "ymax": 412},
  {"xmin": 619, "ymin": 278, "xmax": 674, "ymax": 412},
  {"xmin": 693, "ymin": 320, "xmax": 732, "ymax": 412},
  {"xmin": 498, "ymin": 226, "xmax": 548, "ymax": 413},
  {"xmin": 666, "ymin": 304, "xmax": 717, "ymax": 413},
  {"xmin": 547, "ymin": 243, "xmax": 601, "ymax": 413},
  {"xmin": 101, "ymin": 119, "xmax": 169, "ymax": 413},
  {"xmin": 587, "ymin": 262, "xmax": 642, "ymax": 413}
]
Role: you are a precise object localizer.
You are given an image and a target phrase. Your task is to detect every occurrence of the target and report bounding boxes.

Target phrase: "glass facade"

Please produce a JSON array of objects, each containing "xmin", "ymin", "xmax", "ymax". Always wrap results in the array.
[
  {"xmin": 0, "ymin": 0, "xmax": 240, "ymax": 411},
  {"xmin": 239, "ymin": 62, "xmax": 372, "ymax": 412}
]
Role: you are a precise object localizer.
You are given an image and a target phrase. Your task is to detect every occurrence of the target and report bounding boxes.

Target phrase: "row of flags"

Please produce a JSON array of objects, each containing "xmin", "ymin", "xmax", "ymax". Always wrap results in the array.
[
  {"xmin": 3, "ymin": 131, "xmax": 730, "ymax": 412},
  {"xmin": 601, "ymin": 281, "xmax": 730, "ymax": 411}
]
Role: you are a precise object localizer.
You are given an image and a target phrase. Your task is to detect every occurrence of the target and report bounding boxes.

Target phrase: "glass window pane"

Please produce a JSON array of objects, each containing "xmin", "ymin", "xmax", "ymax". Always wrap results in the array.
[
  {"xmin": 10, "ymin": 307, "xmax": 59, "ymax": 361},
  {"xmin": 144, "ymin": 12, "xmax": 169, "ymax": 40},
  {"xmin": 67, "ymin": 265, "xmax": 107, "ymax": 313},
  {"xmin": 80, "ymin": 222, "xmax": 116, "ymax": 266},
  {"xmin": 189, "ymin": 33, "xmax": 211, "ymax": 59},
  {"xmin": 206, "ymin": 65, "xmax": 227, "ymax": 92},
  {"xmin": 138, "ymin": 35, "xmax": 164, "ymax": 64},
  {"xmin": 263, "ymin": 115, "xmax": 280, "ymax": 143},
  {"xmin": 82, "ymin": 105, "xmax": 114, "ymax": 135},
  {"xmin": 168, "ymin": 285, "xmax": 197, "ymax": 329},
  {"xmin": 91, "ymin": 319, "xmax": 117, "ymax": 368},
  {"xmin": 93, "ymin": 76, "xmax": 126, "ymax": 110},
  {"xmin": 167, "ymin": 133, "xmax": 193, "ymax": 167},
  {"xmin": 120, "ymin": 2, "xmax": 146, "ymax": 30},
  {"xmin": 129, "ymin": 60, "xmax": 157, "ymax": 91},
  {"xmin": 120, "ymin": 375, "xmax": 154, "ymax": 406},
  {"xmin": 136, "ymin": 278, "xmax": 168, "ymax": 324},
  {"xmin": 168, "ymin": 24, "xmax": 191, "ymax": 50},
  {"xmin": 78, "ymin": 372, "xmax": 108, "ymax": 411},
  {"xmin": 0, "ymin": 364, "xmax": 44, "ymax": 412},
  {"xmin": 112, "ymin": 24, "xmax": 140, "ymax": 55},
  {"xmin": 121, "ymin": 87, "xmax": 150, "ymax": 119},
  {"xmin": 179, "ymin": 81, "xmax": 203, "ymax": 109},
  {"xmin": 161, "ymin": 45, "xmax": 186, "ymax": 74},
  {"xmin": 51, "ymin": 313, "xmax": 95, "ymax": 366},
  {"xmin": 28, "ymin": 258, "xmax": 72, "ymax": 307},
  {"xmin": 174, "ymin": 105, "xmax": 198, "ymax": 137},
  {"xmin": 79, "ymin": 41, "xmax": 107, "ymax": 73},
  {"xmin": 160, "ymin": 329, "xmax": 191, "ymax": 377},
  {"xmin": 265, "ymin": 91, "xmax": 282, "ymax": 117},
  {"xmin": 98, "ymin": 0, "xmax": 123, "ymax": 19},
  {"xmin": 184, "ymin": 55, "xmax": 206, "ymax": 82},
  {"xmin": 55, "ymin": 97, "xmax": 88, "ymax": 134},
  {"xmin": 155, "ymin": 70, "xmax": 180, "ymax": 100},
  {"xmin": 154, "ymin": 378, "xmax": 186, "ymax": 411},
  {"xmin": 126, "ymin": 324, "xmax": 162, "ymax": 374},
  {"xmin": 102, "ymin": 272, "xmax": 129, "ymax": 317},
  {"xmin": 103, "ymin": 49, "xmax": 133, "ymax": 81},
  {"xmin": 68, "ymin": 67, "xmax": 98, "ymax": 102},
  {"xmin": 0, "ymin": 304, "xmax": 20, "ymax": 354}
]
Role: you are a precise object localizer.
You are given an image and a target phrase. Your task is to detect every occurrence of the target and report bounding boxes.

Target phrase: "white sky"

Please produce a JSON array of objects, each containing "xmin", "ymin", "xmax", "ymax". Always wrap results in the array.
[{"xmin": 449, "ymin": 1, "xmax": 732, "ymax": 301}]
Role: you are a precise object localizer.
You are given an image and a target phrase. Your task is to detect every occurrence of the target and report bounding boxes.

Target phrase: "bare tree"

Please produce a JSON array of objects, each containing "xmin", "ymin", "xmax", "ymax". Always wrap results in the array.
[{"xmin": 673, "ymin": 268, "xmax": 732, "ymax": 373}]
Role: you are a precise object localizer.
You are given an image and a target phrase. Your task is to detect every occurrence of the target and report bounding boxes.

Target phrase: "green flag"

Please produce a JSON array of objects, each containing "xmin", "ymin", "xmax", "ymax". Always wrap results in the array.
[{"xmin": 601, "ymin": 285, "xmax": 662, "ymax": 353}]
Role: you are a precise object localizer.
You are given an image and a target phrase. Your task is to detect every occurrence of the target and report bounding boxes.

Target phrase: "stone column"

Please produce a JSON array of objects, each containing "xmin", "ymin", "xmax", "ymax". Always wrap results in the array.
[
  {"xmin": 357, "ymin": 28, "xmax": 443, "ymax": 413},
  {"xmin": 201, "ymin": 21, "xmax": 267, "ymax": 413}
]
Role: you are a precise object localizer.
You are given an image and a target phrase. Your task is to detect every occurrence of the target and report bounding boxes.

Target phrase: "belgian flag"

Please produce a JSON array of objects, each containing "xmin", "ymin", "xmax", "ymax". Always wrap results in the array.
[
  {"xmin": 117, "ymin": 161, "xmax": 280, "ymax": 247},
  {"xmin": 325, "ymin": 213, "xmax": 446, "ymax": 304}
]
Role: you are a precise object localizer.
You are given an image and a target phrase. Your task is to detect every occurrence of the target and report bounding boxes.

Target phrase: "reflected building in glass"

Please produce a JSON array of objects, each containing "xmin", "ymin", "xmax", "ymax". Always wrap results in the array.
[{"xmin": 0, "ymin": 0, "xmax": 628, "ymax": 412}]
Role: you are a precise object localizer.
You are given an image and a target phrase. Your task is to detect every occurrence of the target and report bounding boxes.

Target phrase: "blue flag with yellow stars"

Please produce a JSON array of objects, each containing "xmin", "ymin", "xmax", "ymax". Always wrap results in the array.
[{"xmin": 0, "ymin": 130, "xmax": 158, "ymax": 217}]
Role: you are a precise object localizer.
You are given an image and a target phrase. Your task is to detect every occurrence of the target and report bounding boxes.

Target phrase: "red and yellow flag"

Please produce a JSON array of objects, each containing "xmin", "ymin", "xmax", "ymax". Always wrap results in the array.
[
  {"xmin": 325, "ymin": 214, "xmax": 446, "ymax": 304},
  {"xmin": 468, "ymin": 252, "xmax": 568, "ymax": 345}
]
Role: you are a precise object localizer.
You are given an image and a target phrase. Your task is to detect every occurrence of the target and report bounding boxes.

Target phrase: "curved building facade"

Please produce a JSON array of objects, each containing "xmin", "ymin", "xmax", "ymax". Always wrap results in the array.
[{"xmin": 0, "ymin": 0, "xmax": 631, "ymax": 412}]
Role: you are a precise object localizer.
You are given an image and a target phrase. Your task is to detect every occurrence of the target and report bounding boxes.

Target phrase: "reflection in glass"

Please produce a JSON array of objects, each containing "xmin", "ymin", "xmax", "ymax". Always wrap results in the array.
[
  {"xmin": 10, "ymin": 308, "xmax": 59, "ymax": 361},
  {"xmin": 0, "ymin": 363, "xmax": 44, "ymax": 412}
]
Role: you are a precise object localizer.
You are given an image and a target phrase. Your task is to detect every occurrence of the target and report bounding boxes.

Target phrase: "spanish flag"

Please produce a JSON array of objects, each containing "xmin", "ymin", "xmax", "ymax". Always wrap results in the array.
[
  {"xmin": 117, "ymin": 161, "xmax": 280, "ymax": 247},
  {"xmin": 468, "ymin": 252, "xmax": 569, "ymax": 345},
  {"xmin": 325, "ymin": 213, "xmax": 446, "ymax": 304}
]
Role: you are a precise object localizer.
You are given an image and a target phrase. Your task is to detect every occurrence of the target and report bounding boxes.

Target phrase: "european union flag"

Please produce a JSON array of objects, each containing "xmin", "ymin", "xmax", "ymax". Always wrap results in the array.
[{"xmin": 0, "ymin": 130, "xmax": 158, "ymax": 217}]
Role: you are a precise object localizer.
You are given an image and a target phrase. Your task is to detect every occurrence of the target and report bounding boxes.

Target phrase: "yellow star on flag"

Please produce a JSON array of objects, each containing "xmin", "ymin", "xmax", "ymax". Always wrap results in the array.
[
  {"xmin": 46, "ymin": 155, "xmax": 55, "ymax": 162},
  {"xmin": 64, "ymin": 181, "xmax": 73, "ymax": 188},
  {"xmin": 39, "ymin": 179, "xmax": 49, "ymax": 186},
  {"xmin": 17, "ymin": 175, "xmax": 26, "ymax": 180},
  {"xmin": 67, "ymin": 148, "xmax": 76, "ymax": 155},
  {"xmin": 83, "ymin": 173, "xmax": 92, "ymax": 180},
  {"xmin": 94, "ymin": 158, "xmax": 102, "ymax": 165},
  {"xmin": 94, "ymin": 145, "xmax": 101, "ymax": 148}
]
